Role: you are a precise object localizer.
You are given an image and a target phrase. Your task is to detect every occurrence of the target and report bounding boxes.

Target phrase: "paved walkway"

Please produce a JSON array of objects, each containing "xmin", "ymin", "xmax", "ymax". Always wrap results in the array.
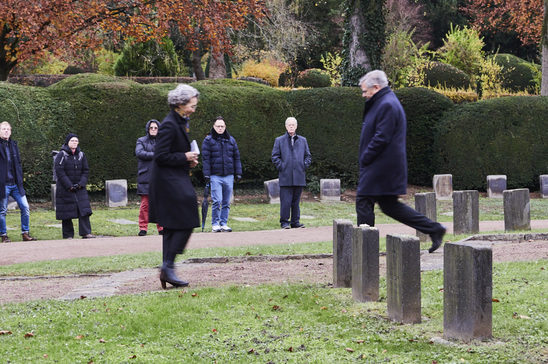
[{"xmin": 1, "ymin": 220, "xmax": 548, "ymax": 265}]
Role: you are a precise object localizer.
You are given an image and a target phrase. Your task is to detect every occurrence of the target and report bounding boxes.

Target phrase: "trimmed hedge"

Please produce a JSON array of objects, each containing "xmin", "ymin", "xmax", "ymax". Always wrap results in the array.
[
  {"xmin": 423, "ymin": 61, "xmax": 472, "ymax": 89},
  {"xmin": 492, "ymin": 53, "xmax": 540, "ymax": 93},
  {"xmin": 434, "ymin": 96, "xmax": 548, "ymax": 190},
  {"xmin": 4, "ymin": 74, "xmax": 545, "ymax": 199}
]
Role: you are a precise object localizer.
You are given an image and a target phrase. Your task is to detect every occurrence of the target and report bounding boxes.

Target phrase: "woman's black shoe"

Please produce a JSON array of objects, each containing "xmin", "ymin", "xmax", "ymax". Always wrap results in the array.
[
  {"xmin": 160, "ymin": 266, "xmax": 189, "ymax": 289},
  {"xmin": 138, "ymin": 230, "xmax": 147, "ymax": 236}
]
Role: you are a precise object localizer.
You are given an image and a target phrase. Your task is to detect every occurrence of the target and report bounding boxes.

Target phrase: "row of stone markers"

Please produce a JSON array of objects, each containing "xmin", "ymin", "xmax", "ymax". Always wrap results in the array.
[
  {"xmin": 264, "ymin": 178, "xmax": 341, "ymax": 203},
  {"xmin": 334, "ymin": 220, "xmax": 492, "ymax": 342},
  {"xmin": 433, "ymin": 174, "xmax": 548, "ymax": 199},
  {"xmin": 415, "ymin": 187, "xmax": 531, "ymax": 237},
  {"xmin": 51, "ymin": 179, "xmax": 128, "ymax": 209}
]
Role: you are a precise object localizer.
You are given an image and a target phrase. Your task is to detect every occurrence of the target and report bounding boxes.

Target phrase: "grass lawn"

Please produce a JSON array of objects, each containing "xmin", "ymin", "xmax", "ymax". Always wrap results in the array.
[
  {"xmin": 0, "ymin": 260, "xmax": 546, "ymax": 363},
  {"xmin": 3, "ymin": 194, "xmax": 548, "ymax": 242}
]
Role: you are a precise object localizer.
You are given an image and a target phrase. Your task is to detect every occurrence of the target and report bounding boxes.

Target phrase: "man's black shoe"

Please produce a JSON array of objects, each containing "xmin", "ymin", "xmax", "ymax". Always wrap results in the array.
[
  {"xmin": 428, "ymin": 226, "xmax": 446, "ymax": 253},
  {"xmin": 291, "ymin": 223, "xmax": 305, "ymax": 228},
  {"xmin": 281, "ymin": 224, "xmax": 291, "ymax": 229}
]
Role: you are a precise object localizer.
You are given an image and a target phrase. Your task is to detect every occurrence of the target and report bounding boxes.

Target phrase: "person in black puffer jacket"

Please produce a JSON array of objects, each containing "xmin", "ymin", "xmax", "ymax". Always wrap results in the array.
[
  {"xmin": 135, "ymin": 119, "xmax": 163, "ymax": 236},
  {"xmin": 54, "ymin": 133, "xmax": 95, "ymax": 239},
  {"xmin": 201, "ymin": 116, "xmax": 242, "ymax": 232}
]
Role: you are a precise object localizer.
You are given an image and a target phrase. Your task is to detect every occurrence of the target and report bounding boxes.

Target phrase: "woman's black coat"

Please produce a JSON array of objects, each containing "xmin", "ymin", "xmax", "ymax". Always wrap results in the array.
[
  {"xmin": 54, "ymin": 145, "xmax": 92, "ymax": 220},
  {"xmin": 135, "ymin": 120, "xmax": 159, "ymax": 195},
  {"xmin": 148, "ymin": 110, "xmax": 200, "ymax": 230}
]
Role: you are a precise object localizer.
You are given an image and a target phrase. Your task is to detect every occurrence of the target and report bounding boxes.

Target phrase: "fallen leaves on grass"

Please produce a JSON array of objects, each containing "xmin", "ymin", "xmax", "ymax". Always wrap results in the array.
[
  {"xmin": 0, "ymin": 330, "xmax": 12, "ymax": 335},
  {"xmin": 345, "ymin": 348, "xmax": 354, "ymax": 352},
  {"xmin": 24, "ymin": 332, "xmax": 34, "ymax": 338},
  {"xmin": 99, "ymin": 338, "xmax": 106, "ymax": 343},
  {"xmin": 75, "ymin": 335, "xmax": 84, "ymax": 340},
  {"xmin": 492, "ymin": 298, "xmax": 500, "ymax": 302}
]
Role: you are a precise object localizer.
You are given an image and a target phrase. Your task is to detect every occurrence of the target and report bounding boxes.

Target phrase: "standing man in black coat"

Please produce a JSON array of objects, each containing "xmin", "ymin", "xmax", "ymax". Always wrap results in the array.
[
  {"xmin": 149, "ymin": 84, "xmax": 200, "ymax": 289},
  {"xmin": 0, "ymin": 121, "xmax": 36, "ymax": 242},
  {"xmin": 271, "ymin": 117, "xmax": 312, "ymax": 229},
  {"xmin": 54, "ymin": 133, "xmax": 95, "ymax": 239},
  {"xmin": 135, "ymin": 119, "xmax": 163, "ymax": 236},
  {"xmin": 357, "ymin": 70, "xmax": 446, "ymax": 253}
]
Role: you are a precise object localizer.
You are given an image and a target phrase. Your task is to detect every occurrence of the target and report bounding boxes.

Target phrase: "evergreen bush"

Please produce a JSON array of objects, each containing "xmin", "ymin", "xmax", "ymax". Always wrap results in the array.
[
  {"xmin": 423, "ymin": 61, "xmax": 472, "ymax": 89},
  {"xmin": 114, "ymin": 38, "xmax": 180, "ymax": 77},
  {"xmin": 434, "ymin": 96, "xmax": 548, "ymax": 190},
  {"xmin": 492, "ymin": 53, "xmax": 540, "ymax": 93},
  {"xmin": 295, "ymin": 69, "xmax": 332, "ymax": 88}
]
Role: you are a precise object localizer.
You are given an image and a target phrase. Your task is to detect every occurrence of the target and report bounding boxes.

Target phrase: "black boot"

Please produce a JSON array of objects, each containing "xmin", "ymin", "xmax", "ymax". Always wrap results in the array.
[{"xmin": 159, "ymin": 262, "xmax": 189, "ymax": 289}]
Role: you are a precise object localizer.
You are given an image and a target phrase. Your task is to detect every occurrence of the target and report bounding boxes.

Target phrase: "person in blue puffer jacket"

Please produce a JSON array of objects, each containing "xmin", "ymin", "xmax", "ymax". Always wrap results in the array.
[{"xmin": 201, "ymin": 116, "xmax": 242, "ymax": 232}]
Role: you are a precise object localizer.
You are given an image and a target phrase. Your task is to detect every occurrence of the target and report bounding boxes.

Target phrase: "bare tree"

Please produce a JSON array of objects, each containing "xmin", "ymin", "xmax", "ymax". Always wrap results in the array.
[{"xmin": 542, "ymin": 0, "xmax": 548, "ymax": 96}]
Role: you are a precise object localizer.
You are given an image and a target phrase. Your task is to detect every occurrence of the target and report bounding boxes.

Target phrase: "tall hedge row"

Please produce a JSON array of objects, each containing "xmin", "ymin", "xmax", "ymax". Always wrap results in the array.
[
  {"xmin": 435, "ymin": 96, "xmax": 548, "ymax": 190},
  {"xmin": 0, "ymin": 75, "xmax": 545, "ymax": 199}
]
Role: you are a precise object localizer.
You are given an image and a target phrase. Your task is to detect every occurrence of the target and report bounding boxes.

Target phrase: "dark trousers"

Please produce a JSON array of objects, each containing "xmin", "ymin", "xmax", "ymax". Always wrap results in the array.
[
  {"xmin": 162, "ymin": 228, "xmax": 192, "ymax": 265},
  {"xmin": 280, "ymin": 186, "xmax": 303, "ymax": 225},
  {"xmin": 62, "ymin": 215, "xmax": 92, "ymax": 238},
  {"xmin": 356, "ymin": 195, "xmax": 444, "ymax": 235}
]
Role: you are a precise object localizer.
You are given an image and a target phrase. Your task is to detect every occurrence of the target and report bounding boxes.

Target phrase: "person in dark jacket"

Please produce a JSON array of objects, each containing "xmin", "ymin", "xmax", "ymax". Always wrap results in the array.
[
  {"xmin": 149, "ymin": 84, "xmax": 200, "ymax": 289},
  {"xmin": 0, "ymin": 121, "xmax": 37, "ymax": 242},
  {"xmin": 357, "ymin": 70, "xmax": 446, "ymax": 253},
  {"xmin": 201, "ymin": 116, "xmax": 242, "ymax": 232},
  {"xmin": 271, "ymin": 117, "xmax": 311, "ymax": 229},
  {"xmin": 135, "ymin": 119, "xmax": 163, "ymax": 236},
  {"xmin": 54, "ymin": 133, "xmax": 95, "ymax": 239}
]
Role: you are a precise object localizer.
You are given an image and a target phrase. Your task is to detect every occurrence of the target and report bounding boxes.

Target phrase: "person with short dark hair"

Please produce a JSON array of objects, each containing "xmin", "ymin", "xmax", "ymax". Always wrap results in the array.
[
  {"xmin": 54, "ymin": 133, "xmax": 95, "ymax": 239},
  {"xmin": 201, "ymin": 116, "xmax": 242, "ymax": 232},
  {"xmin": 357, "ymin": 70, "xmax": 446, "ymax": 253},
  {"xmin": 135, "ymin": 119, "xmax": 163, "ymax": 236},
  {"xmin": 149, "ymin": 84, "xmax": 200, "ymax": 289},
  {"xmin": 271, "ymin": 117, "xmax": 311, "ymax": 229},
  {"xmin": 0, "ymin": 121, "xmax": 36, "ymax": 242}
]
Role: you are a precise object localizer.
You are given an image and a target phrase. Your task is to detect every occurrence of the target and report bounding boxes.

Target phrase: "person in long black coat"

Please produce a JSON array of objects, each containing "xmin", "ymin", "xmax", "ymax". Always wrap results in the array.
[
  {"xmin": 149, "ymin": 84, "xmax": 200, "ymax": 289},
  {"xmin": 357, "ymin": 70, "xmax": 445, "ymax": 253},
  {"xmin": 135, "ymin": 119, "xmax": 163, "ymax": 236},
  {"xmin": 54, "ymin": 133, "xmax": 95, "ymax": 239},
  {"xmin": 271, "ymin": 117, "xmax": 312, "ymax": 229}
]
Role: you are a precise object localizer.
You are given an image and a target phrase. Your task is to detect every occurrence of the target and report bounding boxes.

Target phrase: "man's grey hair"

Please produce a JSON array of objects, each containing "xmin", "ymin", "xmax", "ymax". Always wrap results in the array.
[
  {"xmin": 167, "ymin": 84, "xmax": 200, "ymax": 109},
  {"xmin": 359, "ymin": 70, "xmax": 389, "ymax": 89},
  {"xmin": 285, "ymin": 117, "xmax": 298, "ymax": 126},
  {"xmin": 0, "ymin": 121, "xmax": 11, "ymax": 129}
]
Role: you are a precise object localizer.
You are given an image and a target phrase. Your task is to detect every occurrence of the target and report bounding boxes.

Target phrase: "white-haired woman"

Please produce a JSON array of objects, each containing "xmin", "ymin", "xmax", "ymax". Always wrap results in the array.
[{"xmin": 149, "ymin": 84, "xmax": 200, "ymax": 288}]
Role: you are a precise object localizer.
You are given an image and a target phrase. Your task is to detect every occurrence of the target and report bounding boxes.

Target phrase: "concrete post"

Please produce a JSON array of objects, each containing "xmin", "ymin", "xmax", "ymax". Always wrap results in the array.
[
  {"xmin": 415, "ymin": 192, "xmax": 437, "ymax": 241},
  {"xmin": 453, "ymin": 190, "xmax": 479, "ymax": 235},
  {"xmin": 352, "ymin": 226, "xmax": 379, "ymax": 302},
  {"xmin": 333, "ymin": 219, "xmax": 353, "ymax": 288},
  {"xmin": 444, "ymin": 241, "xmax": 492, "ymax": 341},
  {"xmin": 503, "ymin": 189, "xmax": 530, "ymax": 231},
  {"xmin": 386, "ymin": 234, "xmax": 421, "ymax": 323}
]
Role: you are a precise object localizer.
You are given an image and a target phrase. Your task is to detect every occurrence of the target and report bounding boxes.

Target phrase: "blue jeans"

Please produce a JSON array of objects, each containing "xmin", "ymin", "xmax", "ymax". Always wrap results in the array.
[
  {"xmin": 0, "ymin": 184, "xmax": 30, "ymax": 235},
  {"xmin": 210, "ymin": 175, "xmax": 234, "ymax": 226}
]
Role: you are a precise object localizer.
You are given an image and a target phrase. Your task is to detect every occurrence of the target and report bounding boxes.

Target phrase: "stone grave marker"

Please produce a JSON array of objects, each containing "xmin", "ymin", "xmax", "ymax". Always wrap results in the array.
[
  {"xmin": 540, "ymin": 175, "xmax": 548, "ymax": 198},
  {"xmin": 503, "ymin": 188, "xmax": 530, "ymax": 231},
  {"xmin": 415, "ymin": 192, "xmax": 436, "ymax": 241},
  {"xmin": 352, "ymin": 225, "xmax": 379, "ymax": 302},
  {"xmin": 333, "ymin": 219, "xmax": 353, "ymax": 288},
  {"xmin": 433, "ymin": 174, "xmax": 453, "ymax": 200},
  {"xmin": 264, "ymin": 178, "xmax": 280, "ymax": 204},
  {"xmin": 487, "ymin": 175, "xmax": 506, "ymax": 198},
  {"xmin": 453, "ymin": 190, "xmax": 479, "ymax": 235},
  {"xmin": 320, "ymin": 179, "xmax": 341, "ymax": 202},
  {"xmin": 105, "ymin": 179, "xmax": 128, "ymax": 207}
]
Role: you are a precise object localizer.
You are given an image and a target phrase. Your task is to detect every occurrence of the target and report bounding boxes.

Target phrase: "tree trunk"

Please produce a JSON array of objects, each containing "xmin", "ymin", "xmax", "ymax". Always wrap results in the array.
[
  {"xmin": 542, "ymin": 0, "xmax": 548, "ymax": 96},
  {"xmin": 348, "ymin": 2, "xmax": 371, "ymax": 71},
  {"xmin": 208, "ymin": 49, "xmax": 227, "ymax": 79},
  {"xmin": 191, "ymin": 49, "xmax": 205, "ymax": 80}
]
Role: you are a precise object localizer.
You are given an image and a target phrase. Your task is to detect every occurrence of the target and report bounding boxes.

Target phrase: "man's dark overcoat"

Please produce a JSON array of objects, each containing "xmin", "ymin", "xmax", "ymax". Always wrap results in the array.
[
  {"xmin": 358, "ymin": 86, "xmax": 408, "ymax": 196},
  {"xmin": 0, "ymin": 139, "xmax": 26, "ymax": 199},
  {"xmin": 135, "ymin": 119, "xmax": 160, "ymax": 195},
  {"xmin": 148, "ymin": 110, "xmax": 199, "ymax": 230},
  {"xmin": 271, "ymin": 133, "xmax": 311, "ymax": 187},
  {"xmin": 54, "ymin": 144, "xmax": 92, "ymax": 220}
]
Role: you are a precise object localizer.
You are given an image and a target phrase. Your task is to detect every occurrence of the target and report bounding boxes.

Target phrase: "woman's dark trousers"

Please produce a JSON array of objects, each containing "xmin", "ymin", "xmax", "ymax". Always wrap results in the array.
[{"xmin": 62, "ymin": 215, "xmax": 91, "ymax": 238}]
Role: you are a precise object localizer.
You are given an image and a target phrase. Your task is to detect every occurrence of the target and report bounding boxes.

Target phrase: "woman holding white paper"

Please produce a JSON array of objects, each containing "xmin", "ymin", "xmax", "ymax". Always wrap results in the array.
[{"xmin": 148, "ymin": 84, "xmax": 200, "ymax": 289}]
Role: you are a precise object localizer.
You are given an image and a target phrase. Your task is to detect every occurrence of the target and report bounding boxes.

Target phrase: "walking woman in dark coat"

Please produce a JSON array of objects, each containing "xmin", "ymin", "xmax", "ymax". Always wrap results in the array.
[
  {"xmin": 135, "ymin": 119, "xmax": 163, "ymax": 236},
  {"xmin": 149, "ymin": 84, "xmax": 200, "ymax": 288},
  {"xmin": 54, "ymin": 133, "xmax": 95, "ymax": 239}
]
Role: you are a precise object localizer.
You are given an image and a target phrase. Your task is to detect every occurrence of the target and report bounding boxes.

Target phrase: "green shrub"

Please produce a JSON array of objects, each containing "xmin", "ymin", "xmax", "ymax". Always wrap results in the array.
[
  {"xmin": 114, "ymin": 38, "xmax": 180, "ymax": 77},
  {"xmin": 423, "ymin": 61, "xmax": 472, "ymax": 89},
  {"xmin": 295, "ymin": 69, "xmax": 332, "ymax": 88},
  {"xmin": 493, "ymin": 53, "xmax": 540, "ymax": 93},
  {"xmin": 239, "ymin": 60, "xmax": 281, "ymax": 87},
  {"xmin": 435, "ymin": 96, "xmax": 548, "ymax": 190},
  {"xmin": 438, "ymin": 25, "xmax": 484, "ymax": 78},
  {"xmin": 278, "ymin": 69, "xmax": 297, "ymax": 87},
  {"xmin": 396, "ymin": 87, "xmax": 454, "ymax": 186},
  {"xmin": 63, "ymin": 65, "xmax": 86, "ymax": 74}
]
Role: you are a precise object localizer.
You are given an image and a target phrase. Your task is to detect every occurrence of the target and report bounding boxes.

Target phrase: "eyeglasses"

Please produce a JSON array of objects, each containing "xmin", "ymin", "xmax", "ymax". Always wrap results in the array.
[{"xmin": 149, "ymin": 126, "xmax": 158, "ymax": 130}]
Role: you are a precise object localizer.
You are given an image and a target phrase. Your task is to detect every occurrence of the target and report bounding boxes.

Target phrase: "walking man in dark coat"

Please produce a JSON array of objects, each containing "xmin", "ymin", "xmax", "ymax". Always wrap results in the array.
[
  {"xmin": 357, "ymin": 70, "xmax": 446, "ymax": 253},
  {"xmin": 271, "ymin": 117, "xmax": 312, "ymax": 229},
  {"xmin": 0, "ymin": 121, "xmax": 36, "ymax": 242}
]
